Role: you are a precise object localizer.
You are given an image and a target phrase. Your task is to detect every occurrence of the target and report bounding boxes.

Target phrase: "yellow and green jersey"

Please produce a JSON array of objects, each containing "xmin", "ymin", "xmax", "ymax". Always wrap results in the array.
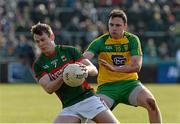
[
  {"xmin": 86, "ymin": 32, "xmax": 142, "ymax": 85},
  {"xmin": 33, "ymin": 45, "xmax": 94, "ymax": 108}
]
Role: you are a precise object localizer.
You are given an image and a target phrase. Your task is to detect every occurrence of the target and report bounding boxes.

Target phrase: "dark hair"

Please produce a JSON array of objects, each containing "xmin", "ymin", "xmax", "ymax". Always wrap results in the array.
[
  {"xmin": 31, "ymin": 22, "xmax": 52, "ymax": 37},
  {"xmin": 108, "ymin": 9, "xmax": 127, "ymax": 24}
]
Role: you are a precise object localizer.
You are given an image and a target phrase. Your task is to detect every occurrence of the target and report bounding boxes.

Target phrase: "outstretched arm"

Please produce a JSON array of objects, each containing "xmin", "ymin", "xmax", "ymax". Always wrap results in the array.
[
  {"xmin": 82, "ymin": 51, "xmax": 98, "ymax": 76},
  {"xmin": 80, "ymin": 58, "xmax": 98, "ymax": 76},
  {"xmin": 83, "ymin": 51, "xmax": 95, "ymax": 60},
  {"xmin": 99, "ymin": 55, "xmax": 142, "ymax": 73}
]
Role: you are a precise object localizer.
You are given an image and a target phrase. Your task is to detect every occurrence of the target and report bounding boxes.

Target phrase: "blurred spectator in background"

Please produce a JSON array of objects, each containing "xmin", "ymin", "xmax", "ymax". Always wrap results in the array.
[
  {"xmin": 0, "ymin": 33, "xmax": 7, "ymax": 57},
  {"xmin": 14, "ymin": 34, "xmax": 35, "ymax": 66},
  {"xmin": 158, "ymin": 42, "xmax": 170, "ymax": 60},
  {"xmin": 0, "ymin": 36, "xmax": 16, "ymax": 58},
  {"xmin": 144, "ymin": 38, "xmax": 158, "ymax": 62}
]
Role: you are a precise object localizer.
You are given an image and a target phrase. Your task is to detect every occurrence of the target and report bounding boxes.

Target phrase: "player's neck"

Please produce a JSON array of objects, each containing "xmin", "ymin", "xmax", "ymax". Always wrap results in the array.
[
  {"xmin": 44, "ymin": 43, "xmax": 56, "ymax": 57},
  {"xmin": 112, "ymin": 35, "xmax": 124, "ymax": 40},
  {"xmin": 111, "ymin": 32, "xmax": 124, "ymax": 40}
]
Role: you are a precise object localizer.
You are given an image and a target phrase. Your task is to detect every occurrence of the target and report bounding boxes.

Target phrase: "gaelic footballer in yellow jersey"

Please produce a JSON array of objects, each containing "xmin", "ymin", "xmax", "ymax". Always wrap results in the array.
[
  {"xmin": 84, "ymin": 8, "xmax": 162, "ymax": 123},
  {"xmin": 86, "ymin": 31, "xmax": 142, "ymax": 85}
]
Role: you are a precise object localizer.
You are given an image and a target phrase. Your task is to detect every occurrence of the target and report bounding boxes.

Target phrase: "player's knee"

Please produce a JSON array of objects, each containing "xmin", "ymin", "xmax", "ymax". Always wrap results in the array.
[{"xmin": 146, "ymin": 98, "xmax": 157, "ymax": 112}]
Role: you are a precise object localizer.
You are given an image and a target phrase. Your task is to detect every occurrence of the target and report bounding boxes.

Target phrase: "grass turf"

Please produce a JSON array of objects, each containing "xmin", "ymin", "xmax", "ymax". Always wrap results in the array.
[{"xmin": 0, "ymin": 83, "xmax": 180, "ymax": 123}]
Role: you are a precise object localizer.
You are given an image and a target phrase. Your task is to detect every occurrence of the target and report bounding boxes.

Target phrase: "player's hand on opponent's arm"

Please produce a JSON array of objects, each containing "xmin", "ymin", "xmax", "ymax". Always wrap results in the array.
[
  {"xmin": 77, "ymin": 59, "xmax": 98, "ymax": 76},
  {"xmin": 75, "ymin": 62, "xmax": 88, "ymax": 78},
  {"xmin": 99, "ymin": 59, "xmax": 116, "ymax": 71}
]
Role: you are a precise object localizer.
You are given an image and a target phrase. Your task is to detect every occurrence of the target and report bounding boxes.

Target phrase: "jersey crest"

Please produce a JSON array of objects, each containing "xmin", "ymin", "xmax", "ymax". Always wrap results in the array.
[
  {"xmin": 61, "ymin": 55, "xmax": 67, "ymax": 62},
  {"xmin": 112, "ymin": 55, "xmax": 126, "ymax": 66}
]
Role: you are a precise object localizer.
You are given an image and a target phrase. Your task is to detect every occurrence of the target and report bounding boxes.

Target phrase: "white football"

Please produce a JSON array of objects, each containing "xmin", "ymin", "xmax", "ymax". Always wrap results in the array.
[{"xmin": 63, "ymin": 63, "xmax": 88, "ymax": 87}]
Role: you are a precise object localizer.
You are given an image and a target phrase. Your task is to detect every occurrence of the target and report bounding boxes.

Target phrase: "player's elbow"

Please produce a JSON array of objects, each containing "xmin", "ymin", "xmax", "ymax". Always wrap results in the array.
[
  {"xmin": 90, "ymin": 67, "xmax": 98, "ymax": 76},
  {"xmin": 45, "ymin": 87, "xmax": 54, "ymax": 94},
  {"xmin": 46, "ymin": 89, "xmax": 54, "ymax": 94},
  {"xmin": 92, "ymin": 68, "xmax": 98, "ymax": 76},
  {"xmin": 86, "ymin": 64, "xmax": 98, "ymax": 76}
]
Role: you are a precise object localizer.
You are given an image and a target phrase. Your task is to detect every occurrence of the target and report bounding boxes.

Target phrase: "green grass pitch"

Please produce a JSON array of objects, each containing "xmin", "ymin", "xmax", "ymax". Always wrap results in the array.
[{"xmin": 0, "ymin": 83, "xmax": 180, "ymax": 123}]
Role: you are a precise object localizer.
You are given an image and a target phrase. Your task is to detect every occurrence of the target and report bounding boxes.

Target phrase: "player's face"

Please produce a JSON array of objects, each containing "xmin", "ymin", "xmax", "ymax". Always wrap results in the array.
[
  {"xmin": 108, "ymin": 17, "xmax": 127, "ymax": 39},
  {"xmin": 33, "ymin": 32, "xmax": 53, "ymax": 54}
]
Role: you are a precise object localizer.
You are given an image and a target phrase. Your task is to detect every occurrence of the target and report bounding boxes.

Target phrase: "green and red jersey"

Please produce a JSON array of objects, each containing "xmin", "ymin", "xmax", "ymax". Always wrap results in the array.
[{"xmin": 33, "ymin": 45, "xmax": 94, "ymax": 108}]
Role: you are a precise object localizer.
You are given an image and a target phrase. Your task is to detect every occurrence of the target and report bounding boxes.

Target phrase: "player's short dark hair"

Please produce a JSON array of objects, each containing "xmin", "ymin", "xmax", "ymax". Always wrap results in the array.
[
  {"xmin": 31, "ymin": 22, "xmax": 52, "ymax": 37},
  {"xmin": 108, "ymin": 9, "xmax": 127, "ymax": 24}
]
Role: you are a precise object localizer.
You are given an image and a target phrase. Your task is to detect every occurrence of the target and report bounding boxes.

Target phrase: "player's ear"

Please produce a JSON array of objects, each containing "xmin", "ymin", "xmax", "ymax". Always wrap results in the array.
[
  {"xmin": 124, "ymin": 23, "xmax": 128, "ymax": 31},
  {"xmin": 50, "ymin": 33, "xmax": 55, "ymax": 41},
  {"xmin": 49, "ymin": 28, "xmax": 55, "ymax": 41}
]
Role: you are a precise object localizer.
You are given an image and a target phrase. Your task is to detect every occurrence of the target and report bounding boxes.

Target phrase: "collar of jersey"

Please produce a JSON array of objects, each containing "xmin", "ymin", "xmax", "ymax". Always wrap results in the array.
[{"xmin": 105, "ymin": 36, "xmax": 129, "ymax": 45}]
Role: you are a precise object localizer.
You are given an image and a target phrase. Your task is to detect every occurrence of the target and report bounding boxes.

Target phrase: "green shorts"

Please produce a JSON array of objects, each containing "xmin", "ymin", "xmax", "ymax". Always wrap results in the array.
[{"xmin": 96, "ymin": 80, "xmax": 142, "ymax": 109}]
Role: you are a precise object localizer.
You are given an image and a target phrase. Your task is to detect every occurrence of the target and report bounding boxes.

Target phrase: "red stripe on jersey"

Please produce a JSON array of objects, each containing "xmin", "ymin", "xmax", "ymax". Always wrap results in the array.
[
  {"xmin": 82, "ymin": 81, "xmax": 95, "ymax": 93},
  {"xmin": 48, "ymin": 60, "xmax": 74, "ymax": 80},
  {"xmin": 76, "ymin": 57, "xmax": 84, "ymax": 62},
  {"xmin": 37, "ymin": 72, "xmax": 48, "ymax": 81}
]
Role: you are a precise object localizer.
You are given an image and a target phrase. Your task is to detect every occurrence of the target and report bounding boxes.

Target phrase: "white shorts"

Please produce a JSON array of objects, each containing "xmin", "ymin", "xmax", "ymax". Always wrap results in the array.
[{"xmin": 59, "ymin": 96, "xmax": 108, "ymax": 120}]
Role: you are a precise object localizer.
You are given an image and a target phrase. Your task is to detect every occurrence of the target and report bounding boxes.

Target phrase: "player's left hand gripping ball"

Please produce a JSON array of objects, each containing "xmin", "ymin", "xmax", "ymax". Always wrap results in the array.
[{"xmin": 63, "ymin": 63, "xmax": 87, "ymax": 87}]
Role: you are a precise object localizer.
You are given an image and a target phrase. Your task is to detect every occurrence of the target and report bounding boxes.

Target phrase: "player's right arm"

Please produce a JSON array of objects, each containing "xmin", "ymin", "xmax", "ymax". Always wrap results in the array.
[
  {"xmin": 80, "ymin": 58, "xmax": 98, "ymax": 76},
  {"xmin": 33, "ymin": 60, "xmax": 64, "ymax": 94},
  {"xmin": 39, "ymin": 74, "xmax": 64, "ymax": 94},
  {"xmin": 83, "ymin": 51, "xmax": 95, "ymax": 60},
  {"xmin": 83, "ymin": 36, "xmax": 102, "ymax": 60}
]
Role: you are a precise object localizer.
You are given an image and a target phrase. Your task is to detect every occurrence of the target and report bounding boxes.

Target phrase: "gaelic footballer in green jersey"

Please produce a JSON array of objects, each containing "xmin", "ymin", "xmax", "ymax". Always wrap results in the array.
[
  {"xmin": 33, "ymin": 45, "xmax": 94, "ymax": 108},
  {"xmin": 31, "ymin": 22, "xmax": 119, "ymax": 123}
]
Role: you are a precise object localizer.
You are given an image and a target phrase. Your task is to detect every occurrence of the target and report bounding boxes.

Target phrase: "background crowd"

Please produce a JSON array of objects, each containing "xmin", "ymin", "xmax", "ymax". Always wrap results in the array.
[{"xmin": 0, "ymin": 0, "xmax": 179, "ymax": 67}]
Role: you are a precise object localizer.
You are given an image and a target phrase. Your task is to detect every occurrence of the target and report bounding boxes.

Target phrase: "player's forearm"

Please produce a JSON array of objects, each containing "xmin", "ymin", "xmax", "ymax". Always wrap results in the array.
[
  {"xmin": 115, "ymin": 64, "xmax": 141, "ymax": 73},
  {"xmin": 86, "ymin": 65, "xmax": 98, "ymax": 76},
  {"xmin": 44, "ymin": 77, "xmax": 64, "ymax": 94},
  {"xmin": 81, "ymin": 58, "xmax": 98, "ymax": 76}
]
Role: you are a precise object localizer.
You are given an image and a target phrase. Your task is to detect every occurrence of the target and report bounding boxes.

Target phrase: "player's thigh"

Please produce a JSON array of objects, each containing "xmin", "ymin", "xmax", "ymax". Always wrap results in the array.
[
  {"xmin": 97, "ymin": 80, "xmax": 141, "ymax": 107},
  {"xmin": 76, "ymin": 96, "xmax": 108, "ymax": 119},
  {"xmin": 92, "ymin": 109, "xmax": 119, "ymax": 123},
  {"xmin": 96, "ymin": 94, "xmax": 114, "ymax": 108},
  {"xmin": 53, "ymin": 115, "xmax": 81, "ymax": 123},
  {"xmin": 136, "ymin": 85, "xmax": 156, "ymax": 108}
]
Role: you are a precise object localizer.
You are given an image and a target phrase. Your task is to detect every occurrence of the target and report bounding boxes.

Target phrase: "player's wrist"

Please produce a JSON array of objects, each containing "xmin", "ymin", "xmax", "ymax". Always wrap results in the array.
[{"xmin": 116, "ymin": 65, "xmax": 123, "ymax": 72}]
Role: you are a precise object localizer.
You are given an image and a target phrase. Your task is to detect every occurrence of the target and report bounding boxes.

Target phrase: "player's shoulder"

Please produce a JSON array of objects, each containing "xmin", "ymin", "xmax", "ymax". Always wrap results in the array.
[
  {"xmin": 91, "ymin": 33, "xmax": 110, "ymax": 46},
  {"xmin": 56, "ymin": 44, "xmax": 76, "ymax": 50},
  {"xmin": 124, "ymin": 31, "xmax": 139, "ymax": 38},
  {"xmin": 124, "ymin": 31, "xmax": 140, "ymax": 42},
  {"xmin": 94, "ymin": 33, "xmax": 110, "ymax": 42}
]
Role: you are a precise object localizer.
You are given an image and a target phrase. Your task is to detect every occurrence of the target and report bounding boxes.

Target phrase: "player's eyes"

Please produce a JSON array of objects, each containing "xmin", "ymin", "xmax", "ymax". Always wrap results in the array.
[
  {"xmin": 116, "ymin": 24, "xmax": 121, "ymax": 27},
  {"xmin": 34, "ymin": 40, "xmax": 39, "ymax": 43},
  {"xmin": 109, "ymin": 23, "xmax": 121, "ymax": 27},
  {"xmin": 110, "ymin": 23, "xmax": 114, "ymax": 27}
]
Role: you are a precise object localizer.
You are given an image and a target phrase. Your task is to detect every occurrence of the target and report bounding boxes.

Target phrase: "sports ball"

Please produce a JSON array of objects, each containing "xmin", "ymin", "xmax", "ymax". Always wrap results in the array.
[{"xmin": 63, "ymin": 63, "xmax": 87, "ymax": 87}]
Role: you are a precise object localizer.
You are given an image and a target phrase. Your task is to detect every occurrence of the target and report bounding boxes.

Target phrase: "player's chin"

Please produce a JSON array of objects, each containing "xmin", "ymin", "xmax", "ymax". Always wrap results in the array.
[
  {"xmin": 41, "ymin": 47, "xmax": 49, "ymax": 52},
  {"xmin": 110, "ymin": 34, "xmax": 119, "ymax": 39}
]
